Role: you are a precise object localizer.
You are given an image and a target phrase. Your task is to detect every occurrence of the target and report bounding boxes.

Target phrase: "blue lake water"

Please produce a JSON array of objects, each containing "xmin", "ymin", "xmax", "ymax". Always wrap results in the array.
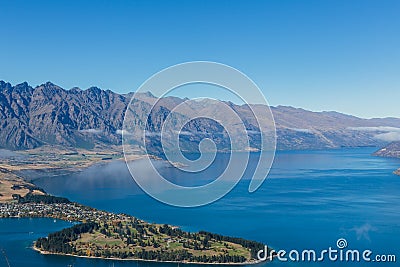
[{"xmin": 1, "ymin": 148, "xmax": 400, "ymax": 266}]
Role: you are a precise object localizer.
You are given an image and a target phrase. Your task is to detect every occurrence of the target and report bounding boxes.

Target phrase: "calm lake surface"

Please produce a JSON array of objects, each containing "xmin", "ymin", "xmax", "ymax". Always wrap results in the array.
[{"xmin": 1, "ymin": 148, "xmax": 399, "ymax": 266}]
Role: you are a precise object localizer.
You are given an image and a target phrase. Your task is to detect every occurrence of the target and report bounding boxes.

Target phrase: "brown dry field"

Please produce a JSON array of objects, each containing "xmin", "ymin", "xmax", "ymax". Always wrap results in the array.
[{"xmin": 0, "ymin": 145, "xmax": 144, "ymax": 202}]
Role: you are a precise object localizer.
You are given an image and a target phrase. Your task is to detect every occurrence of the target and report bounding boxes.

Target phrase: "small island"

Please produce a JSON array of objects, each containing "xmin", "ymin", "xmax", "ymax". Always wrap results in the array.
[
  {"xmin": 1, "ymin": 192, "xmax": 266, "ymax": 264},
  {"xmin": 373, "ymin": 142, "xmax": 400, "ymax": 176}
]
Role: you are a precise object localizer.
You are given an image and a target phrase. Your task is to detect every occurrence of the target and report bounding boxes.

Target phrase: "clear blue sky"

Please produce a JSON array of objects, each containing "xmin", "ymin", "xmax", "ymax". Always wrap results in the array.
[{"xmin": 1, "ymin": 0, "xmax": 399, "ymax": 118}]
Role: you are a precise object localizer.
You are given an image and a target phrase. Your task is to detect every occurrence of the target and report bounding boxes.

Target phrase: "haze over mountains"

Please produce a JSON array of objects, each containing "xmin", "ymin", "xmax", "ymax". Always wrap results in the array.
[{"xmin": 1, "ymin": 81, "xmax": 400, "ymax": 156}]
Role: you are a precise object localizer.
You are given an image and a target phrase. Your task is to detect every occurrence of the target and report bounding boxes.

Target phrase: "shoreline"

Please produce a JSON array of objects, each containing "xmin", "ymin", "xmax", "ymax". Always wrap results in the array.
[
  {"xmin": 32, "ymin": 244, "xmax": 264, "ymax": 265},
  {"xmin": 1, "ymin": 149, "xmax": 268, "ymax": 265},
  {"xmin": 17, "ymin": 155, "xmax": 145, "ymax": 182},
  {"xmin": 1, "ymin": 203, "xmax": 265, "ymax": 265}
]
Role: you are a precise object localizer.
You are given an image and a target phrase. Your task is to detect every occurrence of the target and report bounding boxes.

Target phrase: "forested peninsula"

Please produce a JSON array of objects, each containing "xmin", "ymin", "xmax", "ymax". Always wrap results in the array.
[{"xmin": 1, "ymin": 193, "xmax": 266, "ymax": 264}]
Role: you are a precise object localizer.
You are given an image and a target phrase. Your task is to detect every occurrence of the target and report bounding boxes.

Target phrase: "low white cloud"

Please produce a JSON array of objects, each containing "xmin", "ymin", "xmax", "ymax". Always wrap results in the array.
[
  {"xmin": 246, "ymin": 130, "xmax": 261, "ymax": 135},
  {"xmin": 375, "ymin": 132, "xmax": 400, "ymax": 142},
  {"xmin": 145, "ymin": 131, "xmax": 161, "ymax": 137},
  {"xmin": 79, "ymin": 128, "xmax": 102, "ymax": 134},
  {"xmin": 177, "ymin": 131, "xmax": 193, "ymax": 136},
  {"xmin": 116, "ymin": 129, "xmax": 134, "ymax": 136},
  {"xmin": 285, "ymin": 127, "xmax": 313, "ymax": 134},
  {"xmin": 348, "ymin": 126, "xmax": 400, "ymax": 132},
  {"xmin": 349, "ymin": 126, "xmax": 400, "ymax": 142}
]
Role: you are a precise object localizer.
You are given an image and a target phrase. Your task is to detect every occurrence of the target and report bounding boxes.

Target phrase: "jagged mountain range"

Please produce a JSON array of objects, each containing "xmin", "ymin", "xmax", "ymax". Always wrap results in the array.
[{"xmin": 1, "ymin": 81, "xmax": 400, "ymax": 154}]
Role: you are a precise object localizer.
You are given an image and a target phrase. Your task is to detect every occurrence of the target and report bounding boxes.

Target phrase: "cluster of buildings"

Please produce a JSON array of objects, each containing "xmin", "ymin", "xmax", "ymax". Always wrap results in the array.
[{"xmin": 0, "ymin": 202, "xmax": 131, "ymax": 222}]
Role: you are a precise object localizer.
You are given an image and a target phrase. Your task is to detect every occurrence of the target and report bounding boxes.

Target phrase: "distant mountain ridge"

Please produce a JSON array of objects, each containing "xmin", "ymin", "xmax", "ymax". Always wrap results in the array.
[{"xmin": 1, "ymin": 80, "xmax": 400, "ymax": 154}]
